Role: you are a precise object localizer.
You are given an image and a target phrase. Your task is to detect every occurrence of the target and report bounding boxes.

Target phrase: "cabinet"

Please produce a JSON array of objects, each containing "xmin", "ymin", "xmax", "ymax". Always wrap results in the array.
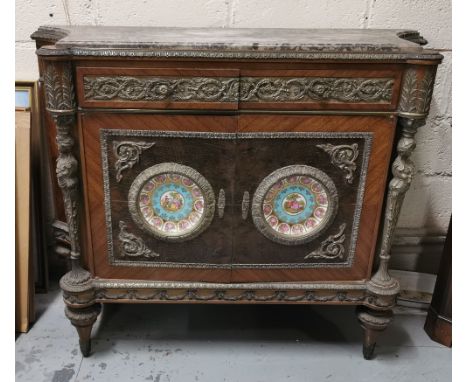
[{"xmin": 32, "ymin": 26, "xmax": 442, "ymax": 359}]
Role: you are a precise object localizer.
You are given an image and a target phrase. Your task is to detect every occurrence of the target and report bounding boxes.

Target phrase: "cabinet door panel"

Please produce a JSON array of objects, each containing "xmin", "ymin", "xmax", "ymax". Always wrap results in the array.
[
  {"xmin": 232, "ymin": 115, "xmax": 395, "ymax": 282},
  {"xmin": 81, "ymin": 113, "xmax": 236, "ymax": 282}
]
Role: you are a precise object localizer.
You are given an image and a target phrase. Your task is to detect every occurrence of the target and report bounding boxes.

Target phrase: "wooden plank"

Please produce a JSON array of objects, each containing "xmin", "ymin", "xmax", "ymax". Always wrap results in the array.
[{"xmin": 15, "ymin": 111, "xmax": 33, "ymax": 333}]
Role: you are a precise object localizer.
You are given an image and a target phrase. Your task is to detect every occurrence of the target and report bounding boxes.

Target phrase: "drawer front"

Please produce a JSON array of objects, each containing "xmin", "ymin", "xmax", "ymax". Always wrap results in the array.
[
  {"xmin": 81, "ymin": 113, "xmax": 236, "ymax": 282},
  {"xmin": 231, "ymin": 115, "xmax": 396, "ymax": 282},
  {"xmin": 76, "ymin": 67, "xmax": 240, "ymax": 110},
  {"xmin": 238, "ymin": 69, "xmax": 402, "ymax": 111},
  {"xmin": 76, "ymin": 66, "xmax": 402, "ymax": 112}
]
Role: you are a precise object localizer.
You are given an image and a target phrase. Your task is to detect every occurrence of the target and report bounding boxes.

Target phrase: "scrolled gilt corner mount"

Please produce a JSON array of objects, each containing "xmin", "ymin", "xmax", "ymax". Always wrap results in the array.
[{"xmin": 33, "ymin": 25, "xmax": 441, "ymax": 360}]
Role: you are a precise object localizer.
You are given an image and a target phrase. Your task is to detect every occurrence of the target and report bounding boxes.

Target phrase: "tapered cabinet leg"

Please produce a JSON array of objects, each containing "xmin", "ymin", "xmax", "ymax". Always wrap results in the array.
[
  {"xmin": 356, "ymin": 306, "xmax": 393, "ymax": 360},
  {"xmin": 65, "ymin": 304, "xmax": 101, "ymax": 357}
]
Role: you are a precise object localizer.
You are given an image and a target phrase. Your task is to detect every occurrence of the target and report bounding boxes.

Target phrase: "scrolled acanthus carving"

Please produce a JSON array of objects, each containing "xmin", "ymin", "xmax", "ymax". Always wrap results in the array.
[
  {"xmin": 317, "ymin": 143, "xmax": 359, "ymax": 184},
  {"xmin": 83, "ymin": 75, "xmax": 394, "ymax": 104},
  {"xmin": 118, "ymin": 221, "xmax": 159, "ymax": 259},
  {"xmin": 84, "ymin": 76, "xmax": 239, "ymax": 102},
  {"xmin": 240, "ymin": 77, "xmax": 394, "ymax": 103},
  {"xmin": 304, "ymin": 223, "xmax": 347, "ymax": 260},
  {"xmin": 113, "ymin": 141, "xmax": 155, "ymax": 182}
]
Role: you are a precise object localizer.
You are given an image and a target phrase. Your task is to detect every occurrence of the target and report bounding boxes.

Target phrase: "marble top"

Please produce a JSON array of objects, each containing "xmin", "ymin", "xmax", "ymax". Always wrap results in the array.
[{"xmin": 32, "ymin": 26, "xmax": 441, "ymax": 60}]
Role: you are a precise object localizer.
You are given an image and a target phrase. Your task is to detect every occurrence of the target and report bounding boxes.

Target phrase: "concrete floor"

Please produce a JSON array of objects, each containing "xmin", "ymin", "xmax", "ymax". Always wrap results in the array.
[{"xmin": 16, "ymin": 285, "xmax": 451, "ymax": 382}]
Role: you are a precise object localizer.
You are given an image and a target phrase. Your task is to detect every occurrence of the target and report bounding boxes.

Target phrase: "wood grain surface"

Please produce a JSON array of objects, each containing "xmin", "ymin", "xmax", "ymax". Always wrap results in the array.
[{"xmin": 80, "ymin": 113, "xmax": 395, "ymax": 282}]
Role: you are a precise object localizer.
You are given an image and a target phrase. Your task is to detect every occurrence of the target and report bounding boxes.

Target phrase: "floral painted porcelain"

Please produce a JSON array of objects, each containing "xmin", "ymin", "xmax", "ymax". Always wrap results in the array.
[
  {"xmin": 252, "ymin": 165, "xmax": 338, "ymax": 245},
  {"xmin": 128, "ymin": 163, "xmax": 215, "ymax": 242}
]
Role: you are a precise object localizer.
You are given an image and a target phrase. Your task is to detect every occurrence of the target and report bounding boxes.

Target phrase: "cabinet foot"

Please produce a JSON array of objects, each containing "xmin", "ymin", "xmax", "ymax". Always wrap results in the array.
[
  {"xmin": 65, "ymin": 304, "xmax": 101, "ymax": 357},
  {"xmin": 356, "ymin": 306, "xmax": 393, "ymax": 360}
]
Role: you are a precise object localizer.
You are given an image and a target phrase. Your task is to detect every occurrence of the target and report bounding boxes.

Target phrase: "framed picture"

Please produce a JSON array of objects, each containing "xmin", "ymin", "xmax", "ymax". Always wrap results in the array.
[{"xmin": 15, "ymin": 85, "xmax": 33, "ymax": 111}]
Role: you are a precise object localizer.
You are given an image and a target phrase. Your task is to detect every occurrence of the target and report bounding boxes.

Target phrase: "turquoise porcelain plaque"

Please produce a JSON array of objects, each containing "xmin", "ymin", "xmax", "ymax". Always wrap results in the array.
[
  {"xmin": 252, "ymin": 165, "xmax": 338, "ymax": 245},
  {"xmin": 128, "ymin": 163, "xmax": 215, "ymax": 242}
]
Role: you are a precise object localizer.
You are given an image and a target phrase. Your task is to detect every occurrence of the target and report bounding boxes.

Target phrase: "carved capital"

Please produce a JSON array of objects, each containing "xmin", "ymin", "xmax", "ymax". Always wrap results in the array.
[
  {"xmin": 44, "ymin": 61, "xmax": 76, "ymax": 114},
  {"xmin": 398, "ymin": 65, "xmax": 437, "ymax": 119}
]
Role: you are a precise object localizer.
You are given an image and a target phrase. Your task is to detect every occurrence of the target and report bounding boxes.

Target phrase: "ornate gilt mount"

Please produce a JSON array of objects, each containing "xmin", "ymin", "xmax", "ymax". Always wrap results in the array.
[
  {"xmin": 118, "ymin": 221, "xmax": 159, "ymax": 259},
  {"xmin": 317, "ymin": 143, "xmax": 359, "ymax": 184},
  {"xmin": 240, "ymin": 77, "xmax": 394, "ymax": 103},
  {"xmin": 113, "ymin": 141, "xmax": 155, "ymax": 182},
  {"xmin": 304, "ymin": 223, "xmax": 347, "ymax": 260}
]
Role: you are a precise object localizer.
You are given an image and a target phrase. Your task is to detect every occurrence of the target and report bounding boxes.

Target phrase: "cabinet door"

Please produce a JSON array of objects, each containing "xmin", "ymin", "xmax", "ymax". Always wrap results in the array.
[
  {"xmin": 81, "ymin": 113, "xmax": 236, "ymax": 282},
  {"xmin": 232, "ymin": 115, "xmax": 395, "ymax": 282}
]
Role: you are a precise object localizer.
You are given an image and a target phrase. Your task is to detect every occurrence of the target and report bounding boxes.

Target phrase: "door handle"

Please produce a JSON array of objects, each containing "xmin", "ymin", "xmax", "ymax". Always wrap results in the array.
[
  {"xmin": 218, "ymin": 189, "xmax": 225, "ymax": 218},
  {"xmin": 241, "ymin": 191, "xmax": 250, "ymax": 220}
]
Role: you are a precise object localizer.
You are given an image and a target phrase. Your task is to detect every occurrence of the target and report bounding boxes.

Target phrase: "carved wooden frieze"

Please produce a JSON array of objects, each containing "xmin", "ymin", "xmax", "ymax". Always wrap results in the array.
[{"xmin": 83, "ymin": 75, "xmax": 394, "ymax": 104}]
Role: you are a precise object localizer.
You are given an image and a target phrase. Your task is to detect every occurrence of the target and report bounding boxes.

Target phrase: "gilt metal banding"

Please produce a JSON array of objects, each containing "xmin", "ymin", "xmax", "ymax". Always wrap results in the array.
[
  {"xmin": 240, "ymin": 77, "xmax": 394, "ymax": 103},
  {"xmin": 241, "ymin": 191, "xmax": 250, "ymax": 220},
  {"xmin": 84, "ymin": 76, "xmax": 239, "ymax": 103},
  {"xmin": 84, "ymin": 75, "xmax": 394, "ymax": 104}
]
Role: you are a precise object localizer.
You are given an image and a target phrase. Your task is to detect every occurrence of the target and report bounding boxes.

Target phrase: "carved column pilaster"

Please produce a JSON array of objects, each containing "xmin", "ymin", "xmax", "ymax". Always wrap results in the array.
[
  {"xmin": 367, "ymin": 118, "xmax": 424, "ymax": 305},
  {"xmin": 43, "ymin": 59, "xmax": 99, "ymax": 356},
  {"xmin": 367, "ymin": 64, "xmax": 438, "ymax": 307},
  {"xmin": 43, "ymin": 60, "xmax": 89, "ymax": 284}
]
